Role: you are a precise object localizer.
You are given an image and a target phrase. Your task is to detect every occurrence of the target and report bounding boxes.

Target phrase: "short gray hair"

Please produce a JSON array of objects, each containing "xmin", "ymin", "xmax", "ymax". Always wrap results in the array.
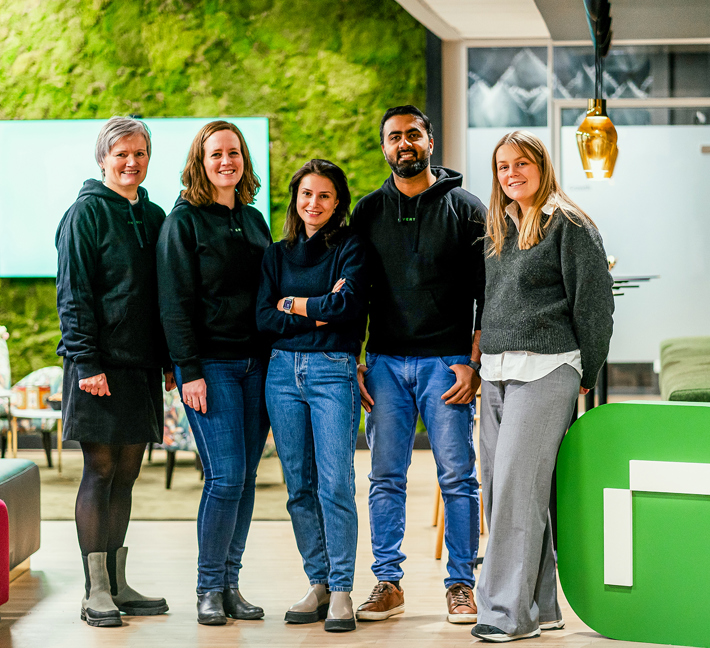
[{"xmin": 95, "ymin": 116, "xmax": 152, "ymax": 172}]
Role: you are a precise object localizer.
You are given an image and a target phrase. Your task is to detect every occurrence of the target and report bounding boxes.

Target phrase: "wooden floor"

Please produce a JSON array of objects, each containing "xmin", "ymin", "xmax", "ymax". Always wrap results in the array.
[{"xmin": 3, "ymin": 449, "xmax": 666, "ymax": 648}]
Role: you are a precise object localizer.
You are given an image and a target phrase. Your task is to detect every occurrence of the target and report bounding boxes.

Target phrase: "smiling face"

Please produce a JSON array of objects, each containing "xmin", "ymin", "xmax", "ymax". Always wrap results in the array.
[
  {"xmin": 100, "ymin": 133, "xmax": 149, "ymax": 199},
  {"xmin": 381, "ymin": 114, "xmax": 433, "ymax": 178},
  {"xmin": 495, "ymin": 143, "xmax": 541, "ymax": 213},
  {"xmin": 296, "ymin": 174, "xmax": 339, "ymax": 238},
  {"xmin": 202, "ymin": 129, "xmax": 244, "ymax": 196}
]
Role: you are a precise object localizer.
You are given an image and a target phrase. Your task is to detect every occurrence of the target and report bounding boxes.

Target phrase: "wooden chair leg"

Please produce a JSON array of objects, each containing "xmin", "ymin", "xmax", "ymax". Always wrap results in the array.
[
  {"xmin": 432, "ymin": 482, "xmax": 441, "ymax": 526},
  {"xmin": 435, "ymin": 491, "xmax": 445, "ymax": 560},
  {"xmin": 9, "ymin": 417, "xmax": 17, "ymax": 458},
  {"xmin": 165, "ymin": 451, "xmax": 176, "ymax": 489}
]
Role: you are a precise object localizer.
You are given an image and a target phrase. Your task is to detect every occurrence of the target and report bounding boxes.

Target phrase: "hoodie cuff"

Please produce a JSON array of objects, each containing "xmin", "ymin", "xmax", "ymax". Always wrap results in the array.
[{"xmin": 178, "ymin": 361, "xmax": 204, "ymax": 384}]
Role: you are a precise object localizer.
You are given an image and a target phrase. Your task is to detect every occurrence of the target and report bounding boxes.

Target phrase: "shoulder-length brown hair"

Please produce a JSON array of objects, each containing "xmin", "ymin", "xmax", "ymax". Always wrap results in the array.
[
  {"xmin": 487, "ymin": 130, "xmax": 596, "ymax": 256},
  {"xmin": 283, "ymin": 159, "xmax": 351, "ymax": 247},
  {"xmin": 181, "ymin": 120, "xmax": 260, "ymax": 207}
]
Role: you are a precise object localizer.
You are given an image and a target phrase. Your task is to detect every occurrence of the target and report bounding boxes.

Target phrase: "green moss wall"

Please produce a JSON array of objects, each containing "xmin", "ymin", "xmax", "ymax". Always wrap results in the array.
[{"xmin": 0, "ymin": 0, "xmax": 426, "ymax": 378}]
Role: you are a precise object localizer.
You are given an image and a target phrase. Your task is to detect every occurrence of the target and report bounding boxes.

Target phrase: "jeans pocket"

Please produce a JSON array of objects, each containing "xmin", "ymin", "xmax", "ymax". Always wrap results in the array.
[
  {"xmin": 321, "ymin": 352, "xmax": 349, "ymax": 362},
  {"xmin": 364, "ymin": 352, "xmax": 379, "ymax": 375},
  {"xmin": 270, "ymin": 348, "xmax": 280, "ymax": 360},
  {"xmin": 436, "ymin": 356, "xmax": 457, "ymax": 375}
]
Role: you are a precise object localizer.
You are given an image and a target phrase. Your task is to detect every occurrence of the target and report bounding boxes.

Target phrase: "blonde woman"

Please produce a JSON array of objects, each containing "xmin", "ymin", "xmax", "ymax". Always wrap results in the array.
[{"xmin": 472, "ymin": 131, "xmax": 614, "ymax": 643}]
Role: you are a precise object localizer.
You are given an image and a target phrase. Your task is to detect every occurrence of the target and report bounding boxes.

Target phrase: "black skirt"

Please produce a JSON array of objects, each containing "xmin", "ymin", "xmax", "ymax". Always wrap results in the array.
[{"xmin": 62, "ymin": 359, "xmax": 164, "ymax": 445}]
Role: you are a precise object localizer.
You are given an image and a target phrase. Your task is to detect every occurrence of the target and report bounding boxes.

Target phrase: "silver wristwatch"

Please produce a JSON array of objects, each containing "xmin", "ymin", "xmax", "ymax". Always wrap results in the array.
[{"xmin": 283, "ymin": 297, "xmax": 295, "ymax": 314}]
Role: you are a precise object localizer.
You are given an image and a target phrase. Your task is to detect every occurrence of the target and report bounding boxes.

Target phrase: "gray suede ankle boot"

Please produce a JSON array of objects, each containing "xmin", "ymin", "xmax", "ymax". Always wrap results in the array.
[
  {"xmin": 284, "ymin": 584, "xmax": 330, "ymax": 624},
  {"xmin": 107, "ymin": 547, "xmax": 169, "ymax": 616},
  {"xmin": 325, "ymin": 591, "xmax": 356, "ymax": 632},
  {"xmin": 81, "ymin": 552, "xmax": 122, "ymax": 627}
]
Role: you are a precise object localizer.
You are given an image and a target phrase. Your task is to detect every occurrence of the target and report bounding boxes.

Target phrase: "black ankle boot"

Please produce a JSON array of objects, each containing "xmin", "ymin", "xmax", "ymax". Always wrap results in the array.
[
  {"xmin": 197, "ymin": 591, "xmax": 227, "ymax": 625},
  {"xmin": 223, "ymin": 588, "xmax": 264, "ymax": 620}
]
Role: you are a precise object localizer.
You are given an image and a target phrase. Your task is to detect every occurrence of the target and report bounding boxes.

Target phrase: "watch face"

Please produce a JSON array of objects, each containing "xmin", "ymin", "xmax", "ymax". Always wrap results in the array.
[{"xmin": 283, "ymin": 298, "xmax": 294, "ymax": 312}]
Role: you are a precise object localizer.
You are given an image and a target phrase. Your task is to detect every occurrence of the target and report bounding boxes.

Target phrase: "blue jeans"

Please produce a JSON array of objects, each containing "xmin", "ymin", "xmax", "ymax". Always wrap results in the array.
[
  {"xmin": 364, "ymin": 353, "xmax": 479, "ymax": 588},
  {"xmin": 174, "ymin": 359, "xmax": 269, "ymax": 594},
  {"xmin": 265, "ymin": 350, "xmax": 359, "ymax": 591}
]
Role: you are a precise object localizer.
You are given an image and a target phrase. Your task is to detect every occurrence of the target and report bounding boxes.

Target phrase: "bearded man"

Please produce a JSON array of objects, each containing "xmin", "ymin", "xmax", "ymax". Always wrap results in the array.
[{"xmin": 350, "ymin": 105, "xmax": 487, "ymax": 625}]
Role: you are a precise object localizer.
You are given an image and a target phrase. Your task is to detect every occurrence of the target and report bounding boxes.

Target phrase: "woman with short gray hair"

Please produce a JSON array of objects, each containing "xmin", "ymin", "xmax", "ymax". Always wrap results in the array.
[{"xmin": 56, "ymin": 116, "xmax": 171, "ymax": 628}]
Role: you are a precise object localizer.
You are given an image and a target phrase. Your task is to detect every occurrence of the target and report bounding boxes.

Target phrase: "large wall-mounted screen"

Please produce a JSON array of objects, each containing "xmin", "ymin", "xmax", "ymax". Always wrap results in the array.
[{"xmin": 0, "ymin": 117, "xmax": 270, "ymax": 278}]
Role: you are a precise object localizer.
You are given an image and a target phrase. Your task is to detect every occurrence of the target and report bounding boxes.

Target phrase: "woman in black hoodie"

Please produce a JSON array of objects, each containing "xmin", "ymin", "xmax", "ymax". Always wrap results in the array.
[
  {"xmin": 56, "ymin": 116, "xmax": 170, "ymax": 627},
  {"xmin": 156, "ymin": 121, "xmax": 271, "ymax": 625}
]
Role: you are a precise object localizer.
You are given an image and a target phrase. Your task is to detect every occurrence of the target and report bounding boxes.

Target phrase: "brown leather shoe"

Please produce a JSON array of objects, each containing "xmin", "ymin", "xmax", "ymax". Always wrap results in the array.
[
  {"xmin": 446, "ymin": 583, "xmax": 477, "ymax": 624},
  {"xmin": 355, "ymin": 582, "xmax": 404, "ymax": 621}
]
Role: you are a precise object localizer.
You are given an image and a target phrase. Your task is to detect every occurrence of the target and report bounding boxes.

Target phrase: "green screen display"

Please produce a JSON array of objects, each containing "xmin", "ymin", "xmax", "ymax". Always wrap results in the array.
[{"xmin": 0, "ymin": 117, "xmax": 270, "ymax": 278}]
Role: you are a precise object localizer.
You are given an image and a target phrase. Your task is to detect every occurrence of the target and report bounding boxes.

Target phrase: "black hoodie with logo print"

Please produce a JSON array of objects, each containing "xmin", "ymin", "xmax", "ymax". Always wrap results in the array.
[
  {"xmin": 56, "ymin": 179, "xmax": 169, "ymax": 379},
  {"xmin": 350, "ymin": 167, "xmax": 486, "ymax": 357},
  {"xmin": 156, "ymin": 195, "xmax": 272, "ymax": 383}
]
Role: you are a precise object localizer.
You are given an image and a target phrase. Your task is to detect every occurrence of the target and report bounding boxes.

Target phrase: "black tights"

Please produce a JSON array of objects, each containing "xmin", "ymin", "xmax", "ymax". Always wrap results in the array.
[{"xmin": 75, "ymin": 442, "xmax": 146, "ymax": 555}]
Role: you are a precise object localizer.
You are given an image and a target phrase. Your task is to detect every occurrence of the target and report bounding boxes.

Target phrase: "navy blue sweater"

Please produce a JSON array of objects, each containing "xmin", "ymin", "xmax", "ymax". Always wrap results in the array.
[{"xmin": 256, "ymin": 228, "xmax": 368, "ymax": 354}]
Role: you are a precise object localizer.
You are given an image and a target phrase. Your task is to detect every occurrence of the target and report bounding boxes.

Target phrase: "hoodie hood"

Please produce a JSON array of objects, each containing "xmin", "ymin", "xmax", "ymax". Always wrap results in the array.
[
  {"xmin": 380, "ymin": 166, "xmax": 464, "ymax": 253},
  {"xmin": 78, "ymin": 178, "xmax": 150, "ymax": 203},
  {"xmin": 78, "ymin": 179, "xmax": 150, "ymax": 248},
  {"xmin": 380, "ymin": 166, "xmax": 464, "ymax": 201},
  {"xmin": 173, "ymin": 193, "xmax": 244, "ymax": 239}
]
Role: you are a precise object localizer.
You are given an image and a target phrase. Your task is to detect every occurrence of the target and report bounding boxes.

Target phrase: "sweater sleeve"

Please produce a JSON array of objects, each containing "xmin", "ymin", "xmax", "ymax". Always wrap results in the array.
[
  {"xmin": 256, "ymin": 247, "xmax": 319, "ymax": 337},
  {"xmin": 305, "ymin": 236, "xmax": 368, "ymax": 324},
  {"xmin": 55, "ymin": 201, "xmax": 103, "ymax": 380},
  {"xmin": 560, "ymin": 217, "xmax": 615, "ymax": 390},
  {"xmin": 156, "ymin": 211, "xmax": 204, "ymax": 383}
]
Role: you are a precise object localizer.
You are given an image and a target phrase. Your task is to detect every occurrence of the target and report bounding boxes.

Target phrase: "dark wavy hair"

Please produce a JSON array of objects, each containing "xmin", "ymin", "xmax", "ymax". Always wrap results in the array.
[
  {"xmin": 181, "ymin": 120, "xmax": 260, "ymax": 207},
  {"xmin": 379, "ymin": 105, "xmax": 433, "ymax": 146},
  {"xmin": 283, "ymin": 159, "xmax": 351, "ymax": 247}
]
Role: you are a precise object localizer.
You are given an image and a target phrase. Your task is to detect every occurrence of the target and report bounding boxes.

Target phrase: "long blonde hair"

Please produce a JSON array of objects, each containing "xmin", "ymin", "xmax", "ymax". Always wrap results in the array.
[{"xmin": 487, "ymin": 130, "xmax": 596, "ymax": 256}]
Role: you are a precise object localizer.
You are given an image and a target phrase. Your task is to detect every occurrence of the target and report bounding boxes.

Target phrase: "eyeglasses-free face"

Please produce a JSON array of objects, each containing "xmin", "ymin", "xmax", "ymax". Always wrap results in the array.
[{"xmin": 296, "ymin": 173, "xmax": 339, "ymax": 238}]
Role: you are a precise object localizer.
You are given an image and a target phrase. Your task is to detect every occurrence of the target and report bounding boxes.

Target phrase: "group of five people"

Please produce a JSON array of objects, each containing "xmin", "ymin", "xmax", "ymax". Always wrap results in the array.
[{"xmin": 55, "ymin": 104, "xmax": 613, "ymax": 642}]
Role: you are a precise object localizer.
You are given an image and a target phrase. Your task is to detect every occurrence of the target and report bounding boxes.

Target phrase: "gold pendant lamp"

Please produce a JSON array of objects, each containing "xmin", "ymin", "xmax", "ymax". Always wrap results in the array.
[{"xmin": 576, "ymin": 0, "xmax": 618, "ymax": 179}]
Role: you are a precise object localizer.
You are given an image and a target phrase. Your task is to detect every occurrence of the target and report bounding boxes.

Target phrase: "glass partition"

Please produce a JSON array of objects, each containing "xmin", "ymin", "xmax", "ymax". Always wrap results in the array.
[{"xmin": 560, "ymin": 107, "xmax": 710, "ymax": 362}]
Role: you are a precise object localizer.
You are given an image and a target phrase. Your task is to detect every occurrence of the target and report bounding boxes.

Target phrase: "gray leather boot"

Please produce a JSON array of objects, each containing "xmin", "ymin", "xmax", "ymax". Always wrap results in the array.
[
  {"xmin": 284, "ymin": 584, "xmax": 330, "ymax": 624},
  {"xmin": 324, "ymin": 591, "xmax": 356, "ymax": 632},
  {"xmin": 81, "ymin": 552, "xmax": 122, "ymax": 627},
  {"xmin": 108, "ymin": 547, "xmax": 169, "ymax": 616}
]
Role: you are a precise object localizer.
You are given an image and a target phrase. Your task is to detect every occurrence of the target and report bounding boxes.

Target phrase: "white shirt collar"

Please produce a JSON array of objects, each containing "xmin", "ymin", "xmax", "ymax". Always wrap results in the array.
[{"xmin": 504, "ymin": 200, "xmax": 555, "ymax": 231}]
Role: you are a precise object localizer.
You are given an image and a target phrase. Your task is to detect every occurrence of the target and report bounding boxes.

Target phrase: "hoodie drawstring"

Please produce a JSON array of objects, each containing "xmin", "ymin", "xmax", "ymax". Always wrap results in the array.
[
  {"xmin": 413, "ymin": 195, "xmax": 422, "ymax": 254},
  {"xmin": 127, "ymin": 202, "xmax": 145, "ymax": 249}
]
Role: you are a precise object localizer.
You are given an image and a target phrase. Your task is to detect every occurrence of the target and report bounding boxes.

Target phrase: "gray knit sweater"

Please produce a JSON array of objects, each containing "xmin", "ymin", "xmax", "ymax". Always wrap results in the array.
[{"xmin": 480, "ymin": 210, "xmax": 614, "ymax": 389}]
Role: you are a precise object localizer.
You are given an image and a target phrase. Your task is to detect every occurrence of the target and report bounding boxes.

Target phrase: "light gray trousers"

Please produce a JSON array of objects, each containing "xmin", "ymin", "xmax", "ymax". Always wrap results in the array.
[{"xmin": 476, "ymin": 364, "xmax": 580, "ymax": 635}]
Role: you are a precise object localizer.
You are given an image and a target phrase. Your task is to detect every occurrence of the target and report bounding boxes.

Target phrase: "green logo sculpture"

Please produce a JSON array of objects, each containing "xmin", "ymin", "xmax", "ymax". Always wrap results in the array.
[{"xmin": 557, "ymin": 401, "xmax": 710, "ymax": 648}]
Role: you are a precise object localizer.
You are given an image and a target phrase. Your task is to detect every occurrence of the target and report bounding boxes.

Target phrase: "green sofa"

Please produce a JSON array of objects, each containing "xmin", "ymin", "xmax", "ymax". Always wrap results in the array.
[{"xmin": 659, "ymin": 336, "xmax": 710, "ymax": 402}]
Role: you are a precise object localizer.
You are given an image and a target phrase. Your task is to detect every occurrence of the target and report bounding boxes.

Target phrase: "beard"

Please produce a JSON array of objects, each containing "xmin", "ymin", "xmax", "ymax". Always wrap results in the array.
[{"xmin": 386, "ymin": 148, "xmax": 431, "ymax": 179}]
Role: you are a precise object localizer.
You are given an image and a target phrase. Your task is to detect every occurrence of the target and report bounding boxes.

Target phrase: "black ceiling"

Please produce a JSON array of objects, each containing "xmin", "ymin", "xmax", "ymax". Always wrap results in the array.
[{"xmin": 534, "ymin": 0, "xmax": 710, "ymax": 41}]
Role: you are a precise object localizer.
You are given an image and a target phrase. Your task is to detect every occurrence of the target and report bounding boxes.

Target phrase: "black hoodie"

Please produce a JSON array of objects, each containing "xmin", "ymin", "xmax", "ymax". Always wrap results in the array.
[
  {"xmin": 350, "ymin": 167, "xmax": 486, "ymax": 357},
  {"xmin": 156, "ymin": 195, "xmax": 272, "ymax": 383},
  {"xmin": 56, "ymin": 179, "xmax": 169, "ymax": 379}
]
